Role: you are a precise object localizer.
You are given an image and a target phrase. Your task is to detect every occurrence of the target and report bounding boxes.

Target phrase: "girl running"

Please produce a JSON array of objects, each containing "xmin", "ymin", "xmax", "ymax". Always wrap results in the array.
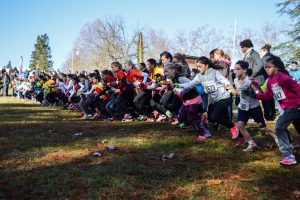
[
  {"xmin": 179, "ymin": 56, "xmax": 238, "ymax": 139},
  {"xmin": 251, "ymin": 55, "xmax": 300, "ymax": 165},
  {"xmin": 164, "ymin": 62, "xmax": 210, "ymax": 141},
  {"xmin": 232, "ymin": 60, "xmax": 278, "ymax": 151}
]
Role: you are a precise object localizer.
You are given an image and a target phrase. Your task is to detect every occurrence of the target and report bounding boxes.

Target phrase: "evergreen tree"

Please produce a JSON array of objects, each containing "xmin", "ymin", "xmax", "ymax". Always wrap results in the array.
[
  {"xmin": 276, "ymin": 0, "xmax": 300, "ymax": 61},
  {"xmin": 6, "ymin": 61, "xmax": 12, "ymax": 70},
  {"xmin": 29, "ymin": 34, "xmax": 53, "ymax": 71}
]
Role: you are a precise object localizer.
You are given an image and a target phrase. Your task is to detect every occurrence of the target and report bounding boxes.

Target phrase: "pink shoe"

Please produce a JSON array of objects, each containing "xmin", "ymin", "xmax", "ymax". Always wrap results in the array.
[
  {"xmin": 152, "ymin": 110, "xmax": 159, "ymax": 119},
  {"xmin": 156, "ymin": 114, "xmax": 166, "ymax": 122},
  {"xmin": 171, "ymin": 118, "xmax": 179, "ymax": 125},
  {"xmin": 196, "ymin": 135, "xmax": 206, "ymax": 141},
  {"xmin": 145, "ymin": 117, "xmax": 155, "ymax": 122},
  {"xmin": 230, "ymin": 123, "xmax": 238, "ymax": 139}
]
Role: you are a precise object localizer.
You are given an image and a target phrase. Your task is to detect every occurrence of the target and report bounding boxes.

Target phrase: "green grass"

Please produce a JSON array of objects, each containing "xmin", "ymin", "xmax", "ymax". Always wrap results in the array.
[{"xmin": 0, "ymin": 97, "xmax": 299, "ymax": 200}]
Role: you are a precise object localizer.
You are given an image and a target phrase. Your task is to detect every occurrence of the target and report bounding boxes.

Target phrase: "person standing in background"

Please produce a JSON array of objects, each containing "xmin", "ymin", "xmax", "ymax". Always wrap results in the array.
[
  {"xmin": 260, "ymin": 44, "xmax": 276, "ymax": 121},
  {"xmin": 2, "ymin": 69, "xmax": 10, "ymax": 97},
  {"xmin": 289, "ymin": 61, "xmax": 300, "ymax": 83}
]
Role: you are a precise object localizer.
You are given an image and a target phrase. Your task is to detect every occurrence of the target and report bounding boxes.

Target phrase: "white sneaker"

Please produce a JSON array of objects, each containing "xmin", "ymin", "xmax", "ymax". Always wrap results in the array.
[{"xmin": 243, "ymin": 141, "xmax": 258, "ymax": 152}]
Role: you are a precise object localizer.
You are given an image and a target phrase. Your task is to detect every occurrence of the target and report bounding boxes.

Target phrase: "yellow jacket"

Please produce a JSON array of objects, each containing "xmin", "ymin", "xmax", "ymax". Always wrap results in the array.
[{"xmin": 43, "ymin": 80, "xmax": 57, "ymax": 93}]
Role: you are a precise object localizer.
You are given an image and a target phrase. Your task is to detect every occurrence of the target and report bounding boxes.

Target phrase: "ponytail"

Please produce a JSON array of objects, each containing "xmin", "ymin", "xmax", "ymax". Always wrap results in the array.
[
  {"xmin": 196, "ymin": 56, "xmax": 218, "ymax": 70},
  {"xmin": 265, "ymin": 55, "xmax": 290, "ymax": 76}
]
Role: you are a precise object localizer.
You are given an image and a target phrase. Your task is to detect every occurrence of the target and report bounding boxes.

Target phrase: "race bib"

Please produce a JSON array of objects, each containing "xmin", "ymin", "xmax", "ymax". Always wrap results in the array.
[
  {"xmin": 202, "ymin": 81, "xmax": 217, "ymax": 93},
  {"xmin": 133, "ymin": 80, "xmax": 140, "ymax": 88},
  {"xmin": 239, "ymin": 101, "xmax": 249, "ymax": 111},
  {"xmin": 271, "ymin": 85, "xmax": 286, "ymax": 100}
]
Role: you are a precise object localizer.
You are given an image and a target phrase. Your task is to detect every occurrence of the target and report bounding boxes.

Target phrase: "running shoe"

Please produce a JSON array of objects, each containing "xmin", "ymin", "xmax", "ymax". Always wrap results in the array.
[
  {"xmin": 235, "ymin": 138, "xmax": 246, "ymax": 148},
  {"xmin": 280, "ymin": 155, "xmax": 297, "ymax": 165},
  {"xmin": 230, "ymin": 123, "xmax": 239, "ymax": 139},
  {"xmin": 243, "ymin": 142, "xmax": 258, "ymax": 152}
]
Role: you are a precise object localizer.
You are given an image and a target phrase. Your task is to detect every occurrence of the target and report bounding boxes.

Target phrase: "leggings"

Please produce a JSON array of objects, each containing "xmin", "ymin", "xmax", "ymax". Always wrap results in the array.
[
  {"xmin": 210, "ymin": 97, "xmax": 234, "ymax": 129},
  {"xmin": 115, "ymin": 90, "xmax": 134, "ymax": 115},
  {"xmin": 133, "ymin": 90, "xmax": 151, "ymax": 115}
]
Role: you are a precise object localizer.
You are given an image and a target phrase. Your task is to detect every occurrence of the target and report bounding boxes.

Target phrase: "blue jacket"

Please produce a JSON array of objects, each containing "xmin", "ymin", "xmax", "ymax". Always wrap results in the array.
[{"xmin": 289, "ymin": 68, "xmax": 300, "ymax": 83}]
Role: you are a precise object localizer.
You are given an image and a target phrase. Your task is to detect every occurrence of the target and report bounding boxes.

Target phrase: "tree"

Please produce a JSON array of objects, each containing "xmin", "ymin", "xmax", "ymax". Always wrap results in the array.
[
  {"xmin": 29, "ymin": 34, "xmax": 53, "ymax": 71},
  {"xmin": 6, "ymin": 61, "xmax": 12, "ymax": 70},
  {"xmin": 62, "ymin": 17, "xmax": 142, "ymax": 72},
  {"xmin": 276, "ymin": 0, "xmax": 300, "ymax": 61},
  {"xmin": 143, "ymin": 28, "xmax": 170, "ymax": 60}
]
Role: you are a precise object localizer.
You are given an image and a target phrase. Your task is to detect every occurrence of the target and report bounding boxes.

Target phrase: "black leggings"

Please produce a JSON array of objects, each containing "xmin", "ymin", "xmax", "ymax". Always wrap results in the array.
[
  {"xmin": 115, "ymin": 90, "xmax": 134, "ymax": 115},
  {"xmin": 150, "ymin": 91, "xmax": 181, "ymax": 115},
  {"xmin": 133, "ymin": 90, "xmax": 152, "ymax": 115},
  {"xmin": 262, "ymin": 99, "xmax": 276, "ymax": 120},
  {"xmin": 210, "ymin": 98, "xmax": 234, "ymax": 129}
]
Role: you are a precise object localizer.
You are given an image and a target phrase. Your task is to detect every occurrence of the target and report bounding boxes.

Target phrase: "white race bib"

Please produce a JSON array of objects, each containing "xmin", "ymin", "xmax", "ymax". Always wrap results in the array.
[
  {"xmin": 271, "ymin": 85, "xmax": 286, "ymax": 100},
  {"xmin": 133, "ymin": 80, "xmax": 140, "ymax": 88},
  {"xmin": 239, "ymin": 101, "xmax": 249, "ymax": 111},
  {"xmin": 202, "ymin": 81, "xmax": 217, "ymax": 93}
]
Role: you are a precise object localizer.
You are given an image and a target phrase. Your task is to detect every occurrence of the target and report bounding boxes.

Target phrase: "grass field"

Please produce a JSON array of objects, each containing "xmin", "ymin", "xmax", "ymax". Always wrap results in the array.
[{"xmin": 0, "ymin": 97, "xmax": 299, "ymax": 200}]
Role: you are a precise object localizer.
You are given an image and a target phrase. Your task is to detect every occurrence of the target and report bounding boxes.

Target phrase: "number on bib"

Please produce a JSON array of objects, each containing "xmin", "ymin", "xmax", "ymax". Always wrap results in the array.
[
  {"xmin": 271, "ymin": 85, "xmax": 286, "ymax": 100},
  {"xmin": 203, "ymin": 81, "xmax": 217, "ymax": 93}
]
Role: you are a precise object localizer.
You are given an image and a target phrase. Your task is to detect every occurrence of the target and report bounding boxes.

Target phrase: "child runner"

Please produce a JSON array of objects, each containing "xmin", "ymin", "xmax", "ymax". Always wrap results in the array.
[
  {"xmin": 251, "ymin": 55, "xmax": 300, "ymax": 165},
  {"xmin": 232, "ymin": 60, "xmax": 278, "ymax": 151},
  {"xmin": 179, "ymin": 56, "xmax": 238, "ymax": 139},
  {"xmin": 164, "ymin": 62, "xmax": 210, "ymax": 141}
]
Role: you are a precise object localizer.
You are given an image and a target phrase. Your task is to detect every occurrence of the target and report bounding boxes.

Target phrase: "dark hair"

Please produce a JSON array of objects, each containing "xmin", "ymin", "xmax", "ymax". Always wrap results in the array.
[
  {"xmin": 266, "ymin": 55, "xmax": 290, "ymax": 76},
  {"xmin": 147, "ymin": 58, "xmax": 157, "ymax": 66},
  {"xmin": 173, "ymin": 53, "xmax": 187, "ymax": 63},
  {"xmin": 111, "ymin": 61, "xmax": 122, "ymax": 69},
  {"xmin": 209, "ymin": 49, "xmax": 217, "ymax": 57},
  {"xmin": 235, "ymin": 60, "xmax": 252, "ymax": 76},
  {"xmin": 139, "ymin": 62, "xmax": 146, "ymax": 68},
  {"xmin": 72, "ymin": 76, "xmax": 80, "ymax": 84},
  {"xmin": 88, "ymin": 73, "xmax": 95, "ymax": 78},
  {"xmin": 291, "ymin": 61, "xmax": 298, "ymax": 65},
  {"xmin": 160, "ymin": 51, "xmax": 173, "ymax": 61},
  {"xmin": 94, "ymin": 69, "xmax": 100, "ymax": 75},
  {"xmin": 67, "ymin": 74, "xmax": 73, "ymax": 79},
  {"xmin": 164, "ymin": 62, "xmax": 184, "ymax": 76},
  {"xmin": 102, "ymin": 69, "xmax": 114, "ymax": 76},
  {"xmin": 78, "ymin": 74, "xmax": 86, "ymax": 79},
  {"xmin": 93, "ymin": 74, "xmax": 101, "ymax": 82},
  {"xmin": 125, "ymin": 61, "xmax": 136, "ymax": 69},
  {"xmin": 261, "ymin": 44, "xmax": 272, "ymax": 52},
  {"xmin": 240, "ymin": 39, "xmax": 253, "ymax": 48},
  {"xmin": 196, "ymin": 56, "xmax": 217, "ymax": 69}
]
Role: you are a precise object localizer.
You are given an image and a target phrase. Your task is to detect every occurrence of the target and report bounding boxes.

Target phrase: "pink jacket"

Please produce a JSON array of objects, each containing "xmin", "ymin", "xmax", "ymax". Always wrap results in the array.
[{"xmin": 256, "ymin": 72, "xmax": 300, "ymax": 109}]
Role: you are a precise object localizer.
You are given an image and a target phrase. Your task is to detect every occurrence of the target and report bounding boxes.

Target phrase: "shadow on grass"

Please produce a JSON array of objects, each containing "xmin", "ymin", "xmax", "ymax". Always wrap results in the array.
[{"xmin": 0, "ymin": 99, "xmax": 300, "ymax": 199}]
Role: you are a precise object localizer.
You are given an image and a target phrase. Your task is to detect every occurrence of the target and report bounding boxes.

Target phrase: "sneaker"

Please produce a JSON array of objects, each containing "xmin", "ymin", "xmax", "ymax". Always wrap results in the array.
[
  {"xmin": 204, "ymin": 129, "xmax": 211, "ymax": 138},
  {"xmin": 280, "ymin": 155, "xmax": 297, "ymax": 165},
  {"xmin": 145, "ymin": 117, "xmax": 155, "ymax": 122},
  {"xmin": 166, "ymin": 110, "xmax": 173, "ymax": 119},
  {"xmin": 235, "ymin": 138, "xmax": 246, "ymax": 148},
  {"xmin": 137, "ymin": 115, "xmax": 147, "ymax": 121},
  {"xmin": 171, "ymin": 118, "xmax": 179, "ymax": 125},
  {"xmin": 196, "ymin": 135, "xmax": 206, "ymax": 141},
  {"xmin": 243, "ymin": 141, "xmax": 258, "ymax": 152},
  {"xmin": 152, "ymin": 110, "xmax": 159, "ymax": 119},
  {"xmin": 230, "ymin": 123, "xmax": 238, "ymax": 139},
  {"xmin": 156, "ymin": 114, "xmax": 166, "ymax": 122},
  {"xmin": 177, "ymin": 122, "xmax": 189, "ymax": 129},
  {"xmin": 122, "ymin": 114, "xmax": 133, "ymax": 122}
]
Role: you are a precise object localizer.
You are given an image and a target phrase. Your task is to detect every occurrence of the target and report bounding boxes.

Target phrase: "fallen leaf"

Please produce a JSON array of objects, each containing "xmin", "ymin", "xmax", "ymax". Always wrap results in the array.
[{"xmin": 207, "ymin": 179, "xmax": 223, "ymax": 185}]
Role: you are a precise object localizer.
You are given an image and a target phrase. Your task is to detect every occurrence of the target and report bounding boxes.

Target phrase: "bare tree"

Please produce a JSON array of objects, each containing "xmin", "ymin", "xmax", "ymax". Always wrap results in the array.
[
  {"xmin": 62, "ymin": 17, "xmax": 142, "ymax": 72},
  {"xmin": 143, "ymin": 28, "xmax": 171, "ymax": 60}
]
